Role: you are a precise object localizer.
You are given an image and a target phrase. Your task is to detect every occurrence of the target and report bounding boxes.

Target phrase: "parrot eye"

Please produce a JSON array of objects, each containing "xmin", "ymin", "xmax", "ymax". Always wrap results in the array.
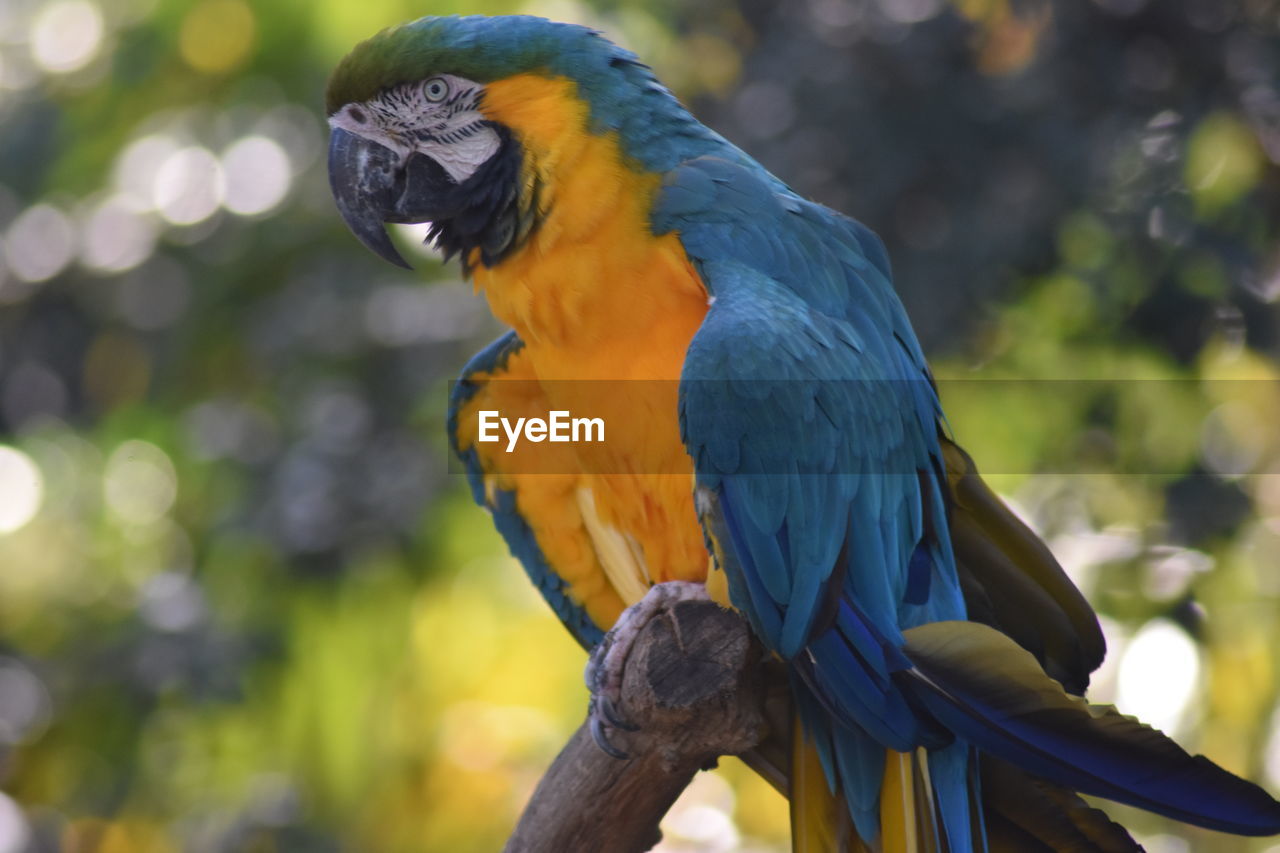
[{"xmin": 423, "ymin": 77, "xmax": 450, "ymax": 102}]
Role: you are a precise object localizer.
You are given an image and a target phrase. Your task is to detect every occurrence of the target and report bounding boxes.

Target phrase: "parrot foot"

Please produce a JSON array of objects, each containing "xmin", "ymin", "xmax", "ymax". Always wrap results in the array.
[{"xmin": 584, "ymin": 580, "xmax": 711, "ymax": 759}]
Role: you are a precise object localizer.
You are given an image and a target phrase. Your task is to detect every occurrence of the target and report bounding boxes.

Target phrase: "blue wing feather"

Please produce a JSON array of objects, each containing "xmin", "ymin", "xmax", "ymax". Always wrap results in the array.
[
  {"xmin": 666, "ymin": 156, "xmax": 975, "ymax": 848},
  {"xmin": 448, "ymin": 332, "xmax": 604, "ymax": 649}
]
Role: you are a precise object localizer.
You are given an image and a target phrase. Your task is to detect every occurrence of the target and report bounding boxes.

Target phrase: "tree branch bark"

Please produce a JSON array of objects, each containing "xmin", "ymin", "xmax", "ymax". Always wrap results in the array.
[{"xmin": 503, "ymin": 600, "xmax": 776, "ymax": 853}]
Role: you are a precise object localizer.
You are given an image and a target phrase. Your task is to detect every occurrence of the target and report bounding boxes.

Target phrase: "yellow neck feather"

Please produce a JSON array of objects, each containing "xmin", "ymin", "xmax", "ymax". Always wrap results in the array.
[{"xmin": 473, "ymin": 74, "xmax": 707, "ymax": 380}]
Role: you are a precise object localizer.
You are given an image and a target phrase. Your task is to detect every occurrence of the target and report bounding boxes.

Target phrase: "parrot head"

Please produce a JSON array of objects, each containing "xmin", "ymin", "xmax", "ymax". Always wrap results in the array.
[
  {"xmin": 326, "ymin": 67, "xmax": 506, "ymax": 270},
  {"xmin": 325, "ymin": 14, "xmax": 686, "ymax": 271}
]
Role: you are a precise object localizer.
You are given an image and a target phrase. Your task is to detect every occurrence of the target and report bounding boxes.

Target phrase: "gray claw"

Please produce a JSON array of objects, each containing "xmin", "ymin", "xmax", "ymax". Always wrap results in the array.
[
  {"xmin": 598, "ymin": 695, "xmax": 638, "ymax": 732},
  {"xmin": 590, "ymin": 709, "xmax": 630, "ymax": 760}
]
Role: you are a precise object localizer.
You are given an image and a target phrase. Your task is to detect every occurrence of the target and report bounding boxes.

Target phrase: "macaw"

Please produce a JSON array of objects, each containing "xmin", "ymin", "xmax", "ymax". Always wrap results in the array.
[{"xmin": 325, "ymin": 15, "xmax": 1280, "ymax": 851}]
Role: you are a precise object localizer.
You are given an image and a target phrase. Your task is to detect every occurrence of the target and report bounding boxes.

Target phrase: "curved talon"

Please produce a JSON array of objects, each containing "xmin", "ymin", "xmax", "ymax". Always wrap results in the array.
[
  {"xmin": 598, "ymin": 695, "xmax": 639, "ymax": 731},
  {"xmin": 583, "ymin": 583, "xmax": 712, "ymax": 762},
  {"xmin": 590, "ymin": 708, "xmax": 630, "ymax": 760}
]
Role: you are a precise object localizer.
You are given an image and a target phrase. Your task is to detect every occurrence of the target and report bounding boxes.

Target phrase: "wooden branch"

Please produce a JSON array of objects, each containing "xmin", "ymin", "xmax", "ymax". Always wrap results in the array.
[{"xmin": 504, "ymin": 600, "xmax": 773, "ymax": 853}]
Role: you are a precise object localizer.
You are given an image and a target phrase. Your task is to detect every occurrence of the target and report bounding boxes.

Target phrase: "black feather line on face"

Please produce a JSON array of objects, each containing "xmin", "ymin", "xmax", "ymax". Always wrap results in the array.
[{"xmin": 426, "ymin": 123, "xmax": 545, "ymax": 273}]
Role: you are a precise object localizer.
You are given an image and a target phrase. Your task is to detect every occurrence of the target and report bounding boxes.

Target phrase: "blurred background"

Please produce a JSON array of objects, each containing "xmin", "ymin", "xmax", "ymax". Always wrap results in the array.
[{"xmin": 0, "ymin": 0, "xmax": 1278, "ymax": 850}]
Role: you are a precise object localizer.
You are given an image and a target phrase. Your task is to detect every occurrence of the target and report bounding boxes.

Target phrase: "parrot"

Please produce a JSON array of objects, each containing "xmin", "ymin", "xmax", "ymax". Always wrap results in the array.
[{"xmin": 325, "ymin": 14, "xmax": 1280, "ymax": 851}]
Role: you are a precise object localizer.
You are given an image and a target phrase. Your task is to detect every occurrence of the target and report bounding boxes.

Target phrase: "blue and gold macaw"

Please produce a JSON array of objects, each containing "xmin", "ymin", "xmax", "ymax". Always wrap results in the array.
[{"xmin": 325, "ymin": 15, "xmax": 1280, "ymax": 850}]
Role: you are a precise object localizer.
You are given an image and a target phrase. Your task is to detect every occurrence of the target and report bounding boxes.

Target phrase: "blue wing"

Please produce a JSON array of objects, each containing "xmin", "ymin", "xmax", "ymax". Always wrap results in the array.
[
  {"xmin": 661, "ymin": 156, "xmax": 974, "ymax": 844},
  {"xmin": 448, "ymin": 331, "xmax": 604, "ymax": 649}
]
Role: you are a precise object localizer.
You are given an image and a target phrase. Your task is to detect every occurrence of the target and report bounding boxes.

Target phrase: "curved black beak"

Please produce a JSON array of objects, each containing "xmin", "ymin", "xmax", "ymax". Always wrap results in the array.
[
  {"xmin": 328, "ymin": 128, "xmax": 411, "ymax": 268},
  {"xmin": 328, "ymin": 128, "xmax": 464, "ymax": 270}
]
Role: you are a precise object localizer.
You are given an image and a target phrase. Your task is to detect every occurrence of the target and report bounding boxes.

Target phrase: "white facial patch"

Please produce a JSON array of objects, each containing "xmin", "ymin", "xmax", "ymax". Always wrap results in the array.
[{"xmin": 329, "ymin": 73, "xmax": 501, "ymax": 184}]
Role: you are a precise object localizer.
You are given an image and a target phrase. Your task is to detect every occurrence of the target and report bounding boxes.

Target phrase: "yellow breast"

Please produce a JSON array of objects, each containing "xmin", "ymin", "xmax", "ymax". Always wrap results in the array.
[{"xmin": 455, "ymin": 73, "xmax": 718, "ymax": 624}]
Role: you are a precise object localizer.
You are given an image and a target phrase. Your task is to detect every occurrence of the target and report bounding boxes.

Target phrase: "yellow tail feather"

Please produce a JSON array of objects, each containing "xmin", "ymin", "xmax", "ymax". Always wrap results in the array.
[
  {"xmin": 880, "ymin": 749, "xmax": 941, "ymax": 853},
  {"xmin": 790, "ymin": 716, "xmax": 863, "ymax": 853},
  {"xmin": 880, "ymin": 750, "xmax": 916, "ymax": 853}
]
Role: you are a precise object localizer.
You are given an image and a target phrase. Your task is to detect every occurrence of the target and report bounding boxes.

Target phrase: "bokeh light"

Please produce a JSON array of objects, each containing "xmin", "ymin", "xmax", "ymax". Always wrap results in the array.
[
  {"xmin": 659, "ymin": 771, "xmax": 740, "ymax": 852},
  {"xmin": 1135, "ymin": 834, "xmax": 1191, "ymax": 853},
  {"xmin": 81, "ymin": 194, "xmax": 157, "ymax": 273},
  {"xmin": 1116, "ymin": 619, "xmax": 1201, "ymax": 737},
  {"xmin": 1267, "ymin": 705, "xmax": 1280, "ymax": 789},
  {"xmin": 103, "ymin": 440, "xmax": 177, "ymax": 525},
  {"xmin": 179, "ymin": 0, "xmax": 254, "ymax": 74},
  {"xmin": 0, "ymin": 793, "xmax": 30, "ymax": 853},
  {"xmin": 879, "ymin": 0, "xmax": 943, "ymax": 25},
  {"xmin": 0, "ymin": 447, "xmax": 42, "ymax": 534},
  {"xmin": 138, "ymin": 571, "xmax": 206, "ymax": 632},
  {"xmin": 1202, "ymin": 400, "xmax": 1268, "ymax": 478},
  {"xmin": 153, "ymin": 147, "xmax": 224, "ymax": 226},
  {"xmin": 0, "ymin": 657, "xmax": 52, "ymax": 745},
  {"xmin": 114, "ymin": 134, "xmax": 179, "ymax": 208},
  {"xmin": 1187, "ymin": 113, "xmax": 1265, "ymax": 215},
  {"xmin": 29, "ymin": 0, "xmax": 104, "ymax": 74},
  {"xmin": 222, "ymin": 135, "xmax": 291, "ymax": 216},
  {"xmin": 4, "ymin": 204, "xmax": 75, "ymax": 283}
]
